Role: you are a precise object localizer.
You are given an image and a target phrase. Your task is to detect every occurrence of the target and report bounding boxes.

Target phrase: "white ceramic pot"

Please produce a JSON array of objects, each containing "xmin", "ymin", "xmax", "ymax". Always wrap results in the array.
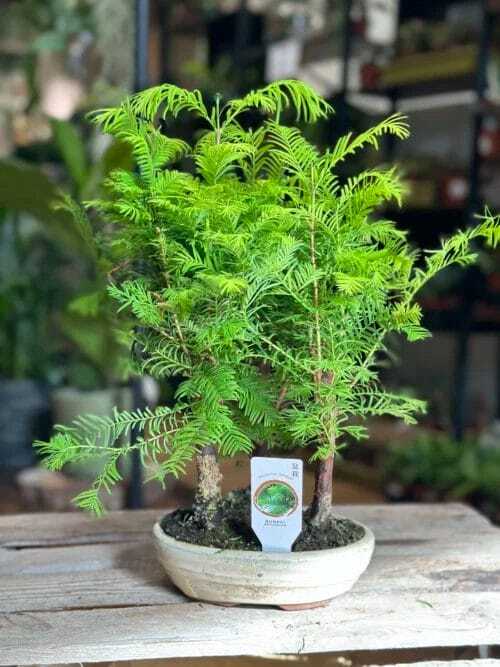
[{"xmin": 153, "ymin": 517, "xmax": 375, "ymax": 609}]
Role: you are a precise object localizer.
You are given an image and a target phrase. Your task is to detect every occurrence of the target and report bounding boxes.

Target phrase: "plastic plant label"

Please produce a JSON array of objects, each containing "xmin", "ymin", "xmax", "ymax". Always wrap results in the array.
[{"xmin": 251, "ymin": 456, "xmax": 303, "ymax": 553}]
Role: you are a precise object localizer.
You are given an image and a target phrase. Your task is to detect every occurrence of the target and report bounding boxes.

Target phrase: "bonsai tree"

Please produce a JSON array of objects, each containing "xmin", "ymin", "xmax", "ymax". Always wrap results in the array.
[{"xmin": 36, "ymin": 80, "xmax": 500, "ymax": 533}]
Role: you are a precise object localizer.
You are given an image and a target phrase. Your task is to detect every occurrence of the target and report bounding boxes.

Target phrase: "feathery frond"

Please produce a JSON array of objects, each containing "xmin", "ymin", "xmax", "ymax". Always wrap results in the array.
[
  {"xmin": 225, "ymin": 79, "xmax": 333, "ymax": 123},
  {"xmin": 326, "ymin": 113, "xmax": 410, "ymax": 169}
]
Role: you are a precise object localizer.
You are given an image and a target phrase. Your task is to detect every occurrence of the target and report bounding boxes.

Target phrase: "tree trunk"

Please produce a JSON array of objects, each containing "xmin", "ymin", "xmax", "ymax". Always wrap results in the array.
[
  {"xmin": 254, "ymin": 441, "xmax": 268, "ymax": 457},
  {"xmin": 193, "ymin": 445, "xmax": 223, "ymax": 530},
  {"xmin": 309, "ymin": 454, "xmax": 334, "ymax": 525}
]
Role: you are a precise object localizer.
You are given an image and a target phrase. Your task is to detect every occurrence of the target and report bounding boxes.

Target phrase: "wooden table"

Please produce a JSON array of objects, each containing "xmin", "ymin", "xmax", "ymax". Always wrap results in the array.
[{"xmin": 1, "ymin": 504, "xmax": 499, "ymax": 665}]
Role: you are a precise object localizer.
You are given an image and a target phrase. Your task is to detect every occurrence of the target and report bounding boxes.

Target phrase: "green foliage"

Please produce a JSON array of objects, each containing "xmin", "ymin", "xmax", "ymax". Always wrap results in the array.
[
  {"xmin": 0, "ymin": 0, "xmax": 94, "ymax": 54},
  {"xmin": 0, "ymin": 159, "xmax": 90, "ymax": 255},
  {"xmin": 35, "ymin": 404, "xmax": 185, "ymax": 515},
  {"xmin": 51, "ymin": 120, "xmax": 89, "ymax": 192},
  {"xmin": 0, "ymin": 211, "xmax": 67, "ymax": 379},
  {"xmin": 0, "ymin": 131, "xmax": 133, "ymax": 385},
  {"xmin": 384, "ymin": 434, "xmax": 500, "ymax": 507},
  {"xmin": 35, "ymin": 80, "xmax": 500, "ymax": 512}
]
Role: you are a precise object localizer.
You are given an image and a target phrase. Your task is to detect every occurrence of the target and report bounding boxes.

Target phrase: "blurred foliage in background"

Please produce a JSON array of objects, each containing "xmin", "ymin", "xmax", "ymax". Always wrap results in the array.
[
  {"xmin": 0, "ymin": 126, "xmax": 133, "ymax": 388},
  {"xmin": 0, "ymin": 0, "xmax": 135, "ymax": 391},
  {"xmin": 384, "ymin": 433, "xmax": 500, "ymax": 523}
]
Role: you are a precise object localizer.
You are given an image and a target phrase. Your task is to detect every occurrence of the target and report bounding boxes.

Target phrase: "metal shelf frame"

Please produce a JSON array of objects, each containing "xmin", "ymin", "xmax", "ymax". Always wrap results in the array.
[
  {"xmin": 341, "ymin": 0, "xmax": 498, "ymax": 439},
  {"xmin": 127, "ymin": 0, "xmax": 151, "ymax": 510}
]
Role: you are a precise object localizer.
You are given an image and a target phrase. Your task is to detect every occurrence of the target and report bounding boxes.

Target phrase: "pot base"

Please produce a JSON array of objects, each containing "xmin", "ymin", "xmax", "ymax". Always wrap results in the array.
[
  {"xmin": 211, "ymin": 598, "xmax": 330, "ymax": 611},
  {"xmin": 279, "ymin": 599, "xmax": 331, "ymax": 611}
]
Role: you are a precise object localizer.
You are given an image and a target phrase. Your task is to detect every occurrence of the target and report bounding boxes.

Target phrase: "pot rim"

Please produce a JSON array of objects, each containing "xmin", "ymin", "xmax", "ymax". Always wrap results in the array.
[{"xmin": 153, "ymin": 515, "xmax": 374, "ymax": 559}]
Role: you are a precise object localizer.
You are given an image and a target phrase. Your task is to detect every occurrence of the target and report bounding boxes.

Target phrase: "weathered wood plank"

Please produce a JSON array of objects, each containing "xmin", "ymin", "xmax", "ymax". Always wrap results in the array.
[
  {"xmin": 368, "ymin": 662, "xmax": 500, "ymax": 667},
  {"xmin": 1, "ymin": 592, "xmax": 499, "ymax": 665},
  {"xmin": 0, "ymin": 534, "xmax": 183, "ymax": 612},
  {"xmin": 1, "ymin": 534, "xmax": 500, "ymax": 613},
  {"xmin": 2, "ymin": 523, "xmax": 497, "ymax": 578},
  {"xmin": 0, "ymin": 504, "xmax": 499, "ymax": 615},
  {"xmin": 0, "ymin": 503, "xmax": 493, "ymax": 549},
  {"xmin": 1, "ymin": 504, "xmax": 499, "ymax": 664},
  {"xmin": 0, "ymin": 509, "xmax": 162, "ymax": 548}
]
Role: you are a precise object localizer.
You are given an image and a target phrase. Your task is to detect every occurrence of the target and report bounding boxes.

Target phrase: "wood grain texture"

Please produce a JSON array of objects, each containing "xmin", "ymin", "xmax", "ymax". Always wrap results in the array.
[
  {"xmin": 368, "ymin": 662, "xmax": 500, "ymax": 667},
  {"xmin": 0, "ymin": 509, "xmax": 162, "ymax": 548},
  {"xmin": 0, "ymin": 504, "xmax": 499, "ymax": 665}
]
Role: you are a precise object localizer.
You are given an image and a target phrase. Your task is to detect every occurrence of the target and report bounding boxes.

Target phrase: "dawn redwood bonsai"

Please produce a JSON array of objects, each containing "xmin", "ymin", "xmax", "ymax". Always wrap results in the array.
[{"xmin": 36, "ymin": 80, "xmax": 500, "ymax": 538}]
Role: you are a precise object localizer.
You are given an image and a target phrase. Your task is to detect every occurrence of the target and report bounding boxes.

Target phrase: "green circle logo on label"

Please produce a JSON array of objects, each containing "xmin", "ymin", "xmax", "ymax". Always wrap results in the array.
[{"xmin": 254, "ymin": 481, "xmax": 298, "ymax": 517}]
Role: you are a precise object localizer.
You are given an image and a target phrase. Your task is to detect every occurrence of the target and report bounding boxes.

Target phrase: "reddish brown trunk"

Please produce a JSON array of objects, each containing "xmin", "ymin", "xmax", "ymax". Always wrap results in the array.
[
  {"xmin": 310, "ymin": 455, "xmax": 334, "ymax": 525},
  {"xmin": 254, "ymin": 441, "xmax": 268, "ymax": 457}
]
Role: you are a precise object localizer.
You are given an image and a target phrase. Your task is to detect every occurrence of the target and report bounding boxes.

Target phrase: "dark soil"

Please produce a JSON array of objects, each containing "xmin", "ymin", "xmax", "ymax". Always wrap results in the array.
[{"xmin": 161, "ymin": 488, "xmax": 364, "ymax": 551}]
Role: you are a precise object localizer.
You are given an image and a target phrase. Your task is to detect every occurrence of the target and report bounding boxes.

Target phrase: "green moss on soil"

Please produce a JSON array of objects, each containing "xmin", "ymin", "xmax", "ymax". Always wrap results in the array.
[{"xmin": 161, "ymin": 488, "xmax": 364, "ymax": 551}]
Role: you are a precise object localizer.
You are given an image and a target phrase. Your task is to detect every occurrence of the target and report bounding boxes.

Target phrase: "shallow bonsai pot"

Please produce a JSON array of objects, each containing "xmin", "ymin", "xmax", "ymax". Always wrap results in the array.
[{"xmin": 153, "ymin": 517, "xmax": 374, "ymax": 609}]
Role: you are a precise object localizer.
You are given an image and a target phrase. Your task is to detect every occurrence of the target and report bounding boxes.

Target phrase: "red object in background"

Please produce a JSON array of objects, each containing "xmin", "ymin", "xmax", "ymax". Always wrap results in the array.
[
  {"xmin": 361, "ymin": 62, "xmax": 381, "ymax": 89},
  {"xmin": 479, "ymin": 116, "xmax": 500, "ymax": 160},
  {"xmin": 351, "ymin": 5, "xmax": 366, "ymax": 37},
  {"xmin": 487, "ymin": 272, "xmax": 500, "ymax": 293},
  {"xmin": 420, "ymin": 294, "xmax": 461, "ymax": 312}
]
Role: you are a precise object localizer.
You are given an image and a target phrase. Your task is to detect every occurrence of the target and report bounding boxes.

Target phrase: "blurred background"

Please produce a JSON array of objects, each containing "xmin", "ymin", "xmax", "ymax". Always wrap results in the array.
[{"xmin": 1, "ymin": 0, "xmax": 500, "ymax": 523}]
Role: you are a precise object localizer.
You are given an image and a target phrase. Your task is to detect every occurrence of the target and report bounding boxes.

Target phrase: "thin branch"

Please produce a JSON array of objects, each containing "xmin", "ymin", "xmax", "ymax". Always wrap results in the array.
[
  {"xmin": 155, "ymin": 227, "xmax": 191, "ymax": 358},
  {"xmin": 308, "ymin": 168, "xmax": 322, "ymax": 388},
  {"xmin": 276, "ymin": 385, "xmax": 288, "ymax": 410}
]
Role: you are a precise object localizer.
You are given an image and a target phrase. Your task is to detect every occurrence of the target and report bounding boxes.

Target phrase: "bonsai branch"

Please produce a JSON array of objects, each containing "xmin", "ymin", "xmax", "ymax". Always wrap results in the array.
[
  {"xmin": 308, "ymin": 174, "xmax": 322, "ymax": 386},
  {"xmin": 276, "ymin": 385, "xmax": 287, "ymax": 410},
  {"xmin": 307, "ymin": 176, "xmax": 335, "ymax": 526}
]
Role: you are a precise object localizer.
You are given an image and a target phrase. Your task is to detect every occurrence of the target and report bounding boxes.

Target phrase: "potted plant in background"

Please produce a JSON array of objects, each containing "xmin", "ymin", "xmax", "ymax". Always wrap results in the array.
[
  {"xmin": 0, "ymin": 121, "xmax": 133, "ymax": 504},
  {"xmin": 36, "ymin": 80, "xmax": 500, "ymax": 608},
  {"xmin": 46, "ymin": 121, "xmax": 134, "ymax": 474},
  {"xmin": 0, "ymin": 211, "xmax": 60, "ymax": 471},
  {"xmin": 0, "ymin": 127, "xmax": 97, "ymax": 475},
  {"xmin": 384, "ymin": 432, "xmax": 500, "ymax": 523}
]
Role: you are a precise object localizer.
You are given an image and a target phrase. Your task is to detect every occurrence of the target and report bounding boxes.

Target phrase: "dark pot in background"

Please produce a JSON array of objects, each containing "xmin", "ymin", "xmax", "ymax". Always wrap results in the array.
[{"xmin": 0, "ymin": 379, "xmax": 50, "ymax": 472}]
